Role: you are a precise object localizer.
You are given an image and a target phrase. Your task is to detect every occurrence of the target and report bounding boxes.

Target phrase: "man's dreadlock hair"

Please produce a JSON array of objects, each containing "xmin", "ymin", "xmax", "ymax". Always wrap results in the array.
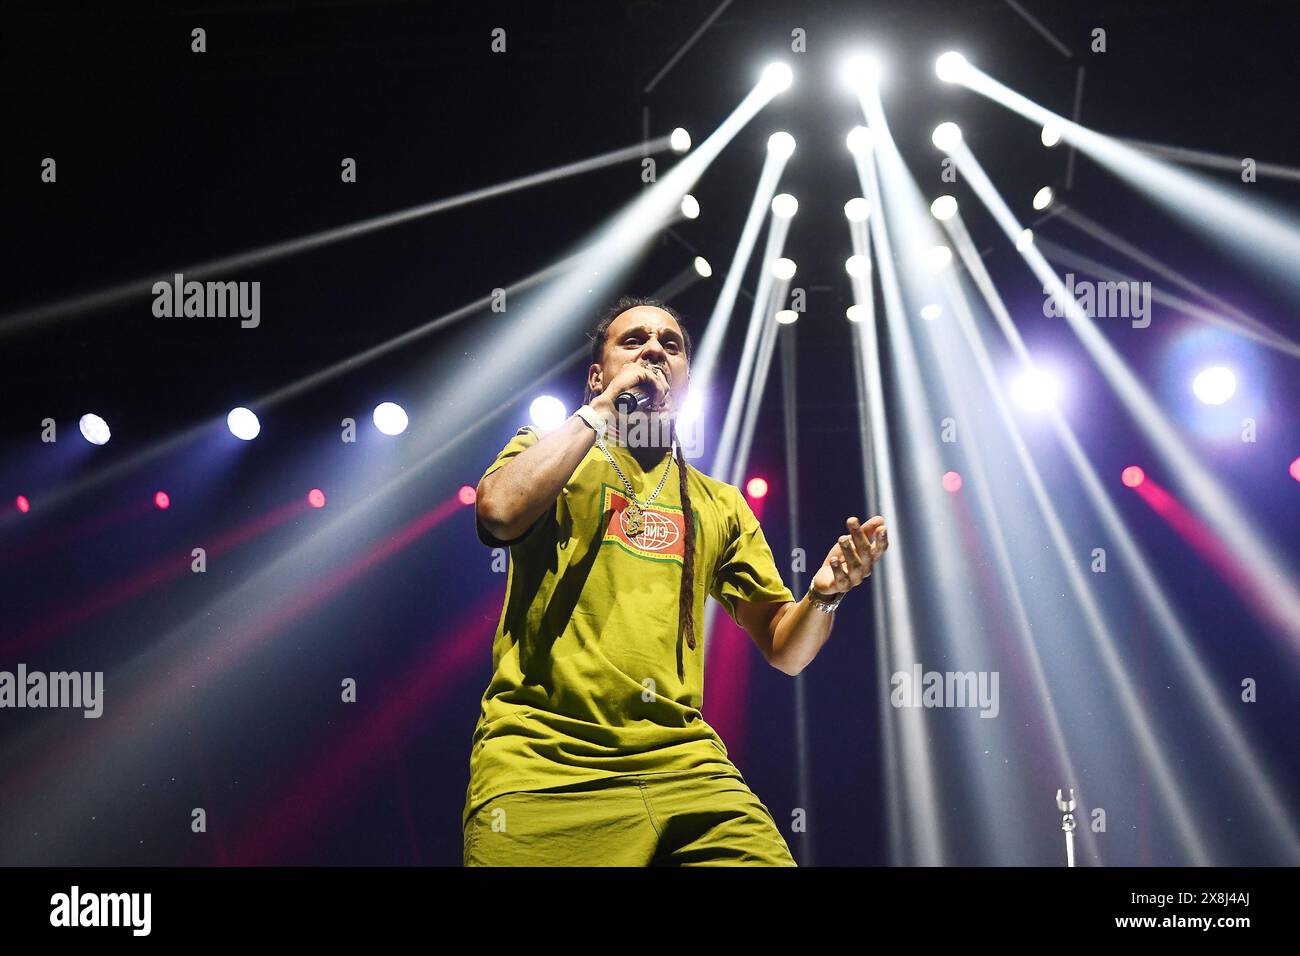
[{"xmin": 585, "ymin": 295, "xmax": 699, "ymax": 652}]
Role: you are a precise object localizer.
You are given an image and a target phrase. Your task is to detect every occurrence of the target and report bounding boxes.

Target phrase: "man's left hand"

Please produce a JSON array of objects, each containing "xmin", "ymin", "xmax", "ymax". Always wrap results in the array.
[{"xmin": 810, "ymin": 515, "xmax": 889, "ymax": 596}]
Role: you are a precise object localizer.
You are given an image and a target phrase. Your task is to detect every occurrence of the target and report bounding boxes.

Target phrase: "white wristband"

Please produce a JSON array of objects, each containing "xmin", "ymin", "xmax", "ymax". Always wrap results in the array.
[{"xmin": 574, "ymin": 404, "xmax": 607, "ymax": 437}]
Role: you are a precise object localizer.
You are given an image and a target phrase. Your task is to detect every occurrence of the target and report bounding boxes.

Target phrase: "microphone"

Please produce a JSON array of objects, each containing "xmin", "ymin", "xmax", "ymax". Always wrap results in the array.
[{"xmin": 614, "ymin": 386, "xmax": 653, "ymax": 414}]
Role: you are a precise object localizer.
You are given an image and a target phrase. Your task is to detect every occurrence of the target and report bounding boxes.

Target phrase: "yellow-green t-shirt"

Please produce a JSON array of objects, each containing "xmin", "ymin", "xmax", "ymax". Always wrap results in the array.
[{"xmin": 463, "ymin": 425, "xmax": 794, "ymax": 825}]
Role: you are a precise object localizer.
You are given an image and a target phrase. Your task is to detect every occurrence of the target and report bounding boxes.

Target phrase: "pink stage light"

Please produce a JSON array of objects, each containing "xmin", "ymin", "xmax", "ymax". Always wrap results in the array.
[
  {"xmin": 154, "ymin": 491, "xmax": 171, "ymax": 510},
  {"xmin": 16, "ymin": 495, "xmax": 30, "ymax": 513},
  {"xmin": 1121, "ymin": 465, "xmax": 1146, "ymax": 488},
  {"xmin": 1289, "ymin": 457, "xmax": 1300, "ymax": 483},
  {"xmin": 942, "ymin": 471, "xmax": 963, "ymax": 493},
  {"xmin": 458, "ymin": 485, "xmax": 477, "ymax": 506},
  {"xmin": 745, "ymin": 477, "xmax": 769, "ymax": 500},
  {"xmin": 307, "ymin": 488, "xmax": 326, "ymax": 509}
]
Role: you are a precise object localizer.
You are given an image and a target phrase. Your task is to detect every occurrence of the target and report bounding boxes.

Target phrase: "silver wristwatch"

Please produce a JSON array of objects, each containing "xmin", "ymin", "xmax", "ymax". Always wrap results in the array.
[{"xmin": 806, "ymin": 584, "xmax": 844, "ymax": 613}]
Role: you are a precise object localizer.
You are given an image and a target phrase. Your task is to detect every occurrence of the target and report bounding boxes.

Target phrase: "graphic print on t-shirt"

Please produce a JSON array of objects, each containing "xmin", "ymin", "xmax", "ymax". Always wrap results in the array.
[{"xmin": 600, "ymin": 483, "xmax": 688, "ymax": 564}]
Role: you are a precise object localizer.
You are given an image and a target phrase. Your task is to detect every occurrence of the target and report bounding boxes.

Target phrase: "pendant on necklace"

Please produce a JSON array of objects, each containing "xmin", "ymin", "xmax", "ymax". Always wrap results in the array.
[{"xmin": 625, "ymin": 504, "xmax": 645, "ymax": 536}]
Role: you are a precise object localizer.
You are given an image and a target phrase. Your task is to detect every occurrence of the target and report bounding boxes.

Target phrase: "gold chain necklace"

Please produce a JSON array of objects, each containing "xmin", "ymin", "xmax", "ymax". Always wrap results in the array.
[{"xmin": 595, "ymin": 435, "xmax": 674, "ymax": 537}]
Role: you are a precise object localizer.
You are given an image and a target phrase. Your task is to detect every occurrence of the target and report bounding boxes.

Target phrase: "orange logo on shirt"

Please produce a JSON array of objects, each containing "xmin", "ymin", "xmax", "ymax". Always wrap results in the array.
[{"xmin": 602, "ymin": 486, "xmax": 687, "ymax": 563}]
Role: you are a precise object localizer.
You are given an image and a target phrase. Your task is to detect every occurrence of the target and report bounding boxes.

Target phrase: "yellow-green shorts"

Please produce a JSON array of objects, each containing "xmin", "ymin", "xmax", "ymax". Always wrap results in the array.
[{"xmin": 463, "ymin": 768, "xmax": 797, "ymax": 866}]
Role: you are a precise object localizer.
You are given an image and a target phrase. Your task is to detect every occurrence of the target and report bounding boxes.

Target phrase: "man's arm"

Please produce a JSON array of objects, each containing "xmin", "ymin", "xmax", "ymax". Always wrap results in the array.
[
  {"xmin": 475, "ymin": 362, "xmax": 668, "ymax": 542},
  {"xmin": 733, "ymin": 515, "xmax": 888, "ymax": 676}
]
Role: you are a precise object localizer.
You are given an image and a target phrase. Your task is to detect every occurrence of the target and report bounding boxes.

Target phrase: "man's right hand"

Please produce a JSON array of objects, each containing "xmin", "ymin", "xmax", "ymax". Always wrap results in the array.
[{"xmin": 592, "ymin": 360, "xmax": 671, "ymax": 418}]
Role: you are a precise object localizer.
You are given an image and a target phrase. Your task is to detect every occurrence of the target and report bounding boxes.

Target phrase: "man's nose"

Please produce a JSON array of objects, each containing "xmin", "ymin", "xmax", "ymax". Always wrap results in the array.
[{"xmin": 637, "ymin": 335, "xmax": 668, "ymax": 361}]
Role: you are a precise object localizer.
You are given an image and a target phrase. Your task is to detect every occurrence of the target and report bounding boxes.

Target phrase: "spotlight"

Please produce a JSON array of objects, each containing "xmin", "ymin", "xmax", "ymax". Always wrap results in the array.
[
  {"xmin": 772, "ymin": 258, "xmax": 797, "ymax": 280},
  {"xmin": 846, "ymin": 126, "xmax": 875, "ymax": 156},
  {"xmin": 931, "ymin": 122, "xmax": 962, "ymax": 151},
  {"xmin": 760, "ymin": 62, "xmax": 793, "ymax": 94},
  {"xmin": 942, "ymin": 471, "xmax": 963, "ymax": 493},
  {"xmin": 1016, "ymin": 229, "xmax": 1034, "ymax": 251},
  {"xmin": 926, "ymin": 245, "xmax": 953, "ymax": 271},
  {"xmin": 308, "ymin": 488, "xmax": 327, "ymax": 509},
  {"xmin": 373, "ymin": 401, "xmax": 409, "ymax": 436},
  {"xmin": 458, "ymin": 485, "xmax": 477, "ymax": 506},
  {"xmin": 844, "ymin": 197, "xmax": 871, "ymax": 222},
  {"xmin": 846, "ymin": 304, "xmax": 868, "ymax": 323},
  {"xmin": 1192, "ymin": 366, "xmax": 1237, "ymax": 405},
  {"xmin": 935, "ymin": 51, "xmax": 969, "ymax": 83},
  {"xmin": 775, "ymin": 309, "xmax": 798, "ymax": 325},
  {"xmin": 1033, "ymin": 186, "xmax": 1054, "ymax": 210},
  {"xmin": 16, "ymin": 495, "xmax": 31, "ymax": 514},
  {"xmin": 670, "ymin": 127, "xmax": 692, "ymax": 152},
  {"xmin": 529, "ymin": 395, "xmax": 568, "ymax": 431},
  {"xmin": 746, "ymin": 476, "xmax": 769, "ymax": 499},
  {"xmin": 227, "ymin": 406, "xmax": 261, "ymax": 441},
  {"xmin": 845, "ymin": 254, "xmax": 871, "ymax": 278},
  {"xmin": 680, "ymin": 194, "xmax": 701, "ymax": 219},
  {"xmin": 678, "ymin": 392, "xmax": 705, "ymax": 425},
  {"xmin": 920, "ymin": 304, "xmax": 943, "ymax": 321},
  {"xmin": 767, "ymin": 131, "xmax": 796, "ymax": 159},
  {"xmin": 1121, "ymin": 465, "xmax": 1146, "ymax": 488},
  {"xmin": 79, "ymin": 413, "xmax": 110, "ymax": 446},
  {"xmin": 842, "ymin": 54, "xmax": 883, "ymax": 89},
  {"xmin": 930, "ymin": 195, "xmax": 958, "ymax": 221},
  {"xmin": 1010, "ymin": 369, "xmax": 1061, "ymax": 412},
  {"xmin": 154, "ymin": 491, "xmax": 171, "ymax": 510},
  {"xmin": 771, "ymin": 193, "xmax": 799, "ymax": 218},
  {"xmin": 1041, "ymin": 123, "xmax": 1063, "ymax": 148},
  {"xmin": 1289, "ymin": 457, "xmax": 1300, "ymax": 483},
  {"xmin": 693, "ymin": 256, "xmax": 713, "ymax": 278}
]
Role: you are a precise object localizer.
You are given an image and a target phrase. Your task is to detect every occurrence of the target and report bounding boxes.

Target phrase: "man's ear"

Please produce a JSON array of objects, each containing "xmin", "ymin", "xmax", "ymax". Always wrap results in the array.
[{"xmin": 587, "ymin": 363, "xmax": 603, "ymax": 395}]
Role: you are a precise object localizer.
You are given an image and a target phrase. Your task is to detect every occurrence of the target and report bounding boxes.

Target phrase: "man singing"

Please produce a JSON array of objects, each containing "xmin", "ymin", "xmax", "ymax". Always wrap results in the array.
[{"xmin": 463, "ymin": 295, "xmax": 889, "ymax": 866}]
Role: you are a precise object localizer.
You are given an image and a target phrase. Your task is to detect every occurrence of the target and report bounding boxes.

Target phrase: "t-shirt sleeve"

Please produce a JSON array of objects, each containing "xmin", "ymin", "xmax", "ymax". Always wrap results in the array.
[
  {"xmin": 709, "ymin": 486, "xmax": 796, "ymax": 626},
  {"xmin": 475, "ymin": 425, "xmax": 551, "ymax": 547}
]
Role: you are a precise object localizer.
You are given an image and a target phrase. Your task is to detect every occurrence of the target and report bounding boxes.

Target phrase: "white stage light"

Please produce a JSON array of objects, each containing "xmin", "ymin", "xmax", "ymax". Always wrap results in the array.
[
  {"xmin": 1033, "ymin": 186, "xmax": 1054, "ymax": 210},
  {"xmin": 775, "ymin": 309, "xmax": 798, "ymax": 325},
  {"xmin": 930, "ymin": 195, "xmax": 958, "ymax": 220},
  {"xmin": 1010, "ymin": 369, "xmax": 1061, "ymax": 412},
  {"xmin": 227, "ymin": 407, "xmax": 261, "ymax": 441},
  {"xmin": 680, "ymin": 194, "xmax": 700, "ymax": 219},
  {"xmin": 1041, "ymin": 123, "xmax": 1063, "ymax": 148},
  {"xmin": 693, "ymin": 256, "xmax": 713, "ymax": 278},
  {"xmin": 772, "ymin": 258, "xmax": 797, "ymax": 280},
  {"xmin": 678, "ymin": 392, "xmax": 705, "ymax": 425},
  {"xmin": 920, "ymin": 304, "xmax": 943, "ymax": 321},
  {"xmin": 1016, "ymin": 228, "xmax": 1034, "ymax": 251},
  {"xmin": 767, "ymin": 131, "xmax": 796, "ymax": 159},
  {"xmin": 846, "ymin": 126, "xmax": 875, "ymax": 156},
  {"xmin": 842, "ymin": 54, "xmax": 883, "ymax": 89},
  {"xmin": 670, "ymin": 127, "xmax": 692, "ymax": 152},
  {"xmin": 932, "ymin": 122, "xmax": 962, "ymax": 151},
  {"xmin": 1192, "ymin": 366, "xmax": 1237, "ymax": 405},
  {"xmin": 529, "ymin": 395, "xmax": 568, "ymax": 431},
  {"xmin": 373, "ymin": 402, "xmax": 409, "ymax": 436},
  {"xmin": 846, "ymin": 304, "xmax": 868, "ymax": 323},
  {"xmin": 845, "ymin": 255, "xmax": 871, "ymax": 278},
  {"xmin": 79, "ymin": 413, "xmax": 111, "ymax": 446},
  {"xmin": 771, "ymin": 193, "xmax": 799, "ymax": 218},
  {"xmin": 844, "ymin": 197, "xmax": 871, "ymax": 222},
  {"xmin": 926, "ymin": 245, "xmax": 953, "ymax": 271},
  {"xmin": 760, "ymin": 63, "xmax": 793, "ymax": 94},
  {"xmin": 935, "ymin": 52, "xmax": 969, "ymax": 83}
]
